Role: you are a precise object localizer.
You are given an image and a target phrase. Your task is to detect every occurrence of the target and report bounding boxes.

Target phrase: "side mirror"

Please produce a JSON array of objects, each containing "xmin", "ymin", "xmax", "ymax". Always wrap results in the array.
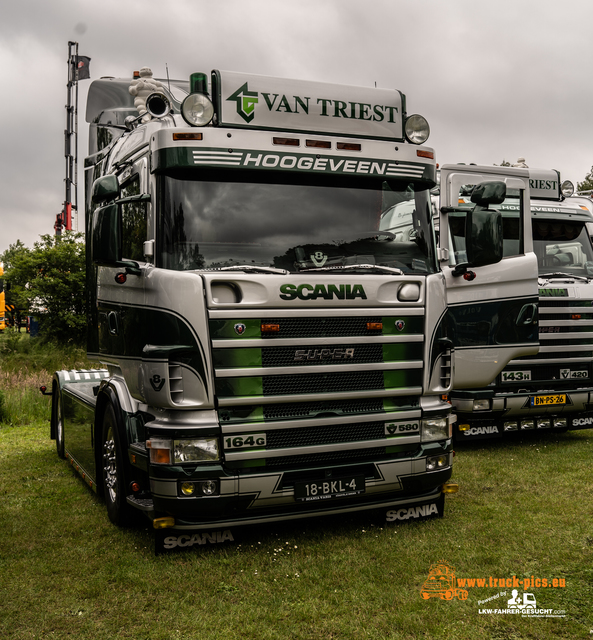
[
  {"xmin": 465, "ymin": 206, "xmax": 503, "ymax": 267},
  {"xmin": 92, "ymin": 204, "xmax": 121, "ymax": 265},
  {"xmin": 91, "ymin": 175, "xmax": 120, "ymax": 204},
  {"xmin": 92, "ymin": 204, "xmax": 141, "ymax": 274}
]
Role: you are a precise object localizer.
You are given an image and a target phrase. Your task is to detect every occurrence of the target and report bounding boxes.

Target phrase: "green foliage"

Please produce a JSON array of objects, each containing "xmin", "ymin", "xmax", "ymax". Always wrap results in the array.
[
  {"xmin": 1, "ymin": 233, "xmax": 86, "ymax": 345},
  {"xmin": 0, "ymin": 333, "xmax": 93, "ymax": 426},
  {"xmin": 577, "ymin": 165, "xmax": 593, "ymax": 193}
]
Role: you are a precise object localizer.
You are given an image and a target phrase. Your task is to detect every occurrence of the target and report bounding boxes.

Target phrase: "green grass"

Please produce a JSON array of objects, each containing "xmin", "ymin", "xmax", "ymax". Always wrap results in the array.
[
  {"xmin": 1, "ymin": 337, "xmax": 593, "ymax": 638},
  {"xmin": 2, "ymin": 427, "xmax": 592, "ymax": 638},
  {"xmin": 0, "ymin": 331, "xmax": 93, "ymax": 425}
]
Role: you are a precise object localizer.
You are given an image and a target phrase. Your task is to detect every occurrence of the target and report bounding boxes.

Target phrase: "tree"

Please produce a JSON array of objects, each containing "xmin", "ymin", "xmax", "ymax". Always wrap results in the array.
[
  {"xmin": 2, "ymin": 233, "xmax": 86, "ymax": 344},
  {"xmin": 577, "ymin": 166, "xmax": 593, "ymax": 194}
]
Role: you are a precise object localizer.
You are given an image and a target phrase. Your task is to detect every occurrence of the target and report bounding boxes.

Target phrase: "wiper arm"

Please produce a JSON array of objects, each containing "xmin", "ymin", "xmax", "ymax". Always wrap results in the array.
[
  {"xmin": 539, "ymin": 272, "xmax": 589, "ymax": 282},
  {"xmin": 298, "ymin": 263, "xmax": 404, "ymax": 275},
  {"xmin": 217, "ymin": 265, "xmax": 289, "ymax": 275}
]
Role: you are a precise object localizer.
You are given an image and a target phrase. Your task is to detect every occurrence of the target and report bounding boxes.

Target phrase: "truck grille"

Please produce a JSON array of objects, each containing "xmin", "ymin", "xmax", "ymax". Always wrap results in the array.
[
  {"xmin": 210, "ymin": 310, "xmax": 425, "ymax": 470},
  {"xmin": 499, "ymin": 294, "xmax": 593, "ymax": 385}
]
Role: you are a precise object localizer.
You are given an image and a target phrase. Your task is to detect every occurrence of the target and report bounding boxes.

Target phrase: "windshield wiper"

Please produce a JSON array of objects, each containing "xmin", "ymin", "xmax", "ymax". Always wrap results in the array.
[
  {"xmin": 217, "ymin": 265, "xmax": 289, "ymax": 275},
  {"xmin": 539, "ymin": 272, "xmax": 589, "ymax": 282},
  {"xmin": 298, "ymin": 263, "xmax": 404, "ymax": 275}
]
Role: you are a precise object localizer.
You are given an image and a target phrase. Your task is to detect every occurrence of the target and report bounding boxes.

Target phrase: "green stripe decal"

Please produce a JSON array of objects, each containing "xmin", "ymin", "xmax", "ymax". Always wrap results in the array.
[
  {"xmin": 213, "ymin": 348, "xmax": 262, "ymax": 368},
  {"xmin": 216, "ymin": 377, "xmax": 264, "ymax": 398},
  {"xmin": 209, "ymin": 319, "xmax": 261, "ymax": 339},
  {"xmin": 384, "ymin": 370, "xmax": 422, "ymax": 389},
  {"xmin": 382, "ymin": 343, "xmax": 423, "ymax": 362},
  {"xmin": 382, "ymin": 316, "xmax": 424, "ymax": 335}
]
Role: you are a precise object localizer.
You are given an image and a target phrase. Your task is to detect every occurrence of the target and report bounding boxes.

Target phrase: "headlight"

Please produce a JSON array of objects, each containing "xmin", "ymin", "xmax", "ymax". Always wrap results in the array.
[
  {"xmin": 405, "ymin": 114, "xmax": 430, "ymax": 144},
  {"xmin": 421, "ymin": 417, "xmax": 450, "ymax": 442},
  {"xmin": 147, "ymin": 437, "xmax": 220, "ymax": 464},
  {"xmin": 181, "ymin": 93, "xmax": 215, "ymax": 126},
  {"xmin": 472, "ymin": 399, "xmax": 490, "ymax": 411},
  {"xmin": 561, "ymin": 180, "xmax": 575, "ymax": 197}
]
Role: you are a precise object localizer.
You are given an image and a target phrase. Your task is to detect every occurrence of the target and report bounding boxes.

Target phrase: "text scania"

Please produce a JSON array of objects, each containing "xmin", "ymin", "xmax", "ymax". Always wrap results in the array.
[
  {"xmin": 280, "ymin": 283, "xmax": 367, "ymax": 301},
  {"xmin": 386, "ymin": 503, "xmax": 439, "ymax": 521}
]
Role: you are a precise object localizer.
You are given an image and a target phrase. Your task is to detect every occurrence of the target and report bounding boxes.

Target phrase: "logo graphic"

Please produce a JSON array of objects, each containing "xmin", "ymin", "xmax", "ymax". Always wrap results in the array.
[
  {"xmin": 508, "ymin": 589, "xmax": 536, "ymax": 610},
  {"xmin": 395, "ymin": 320, "xmax": 405, "ymax": 331},
  {"xmin": 149, "ymin": 374, "xmax": 165, "ymax": 392},
  {"xmin": 310, "ymin": 251, "xmax": 328, "ymax": 267},
  {"xmin": 420, "ymin": 562, "xmax": 468, "ymax": 601},
  {"xmin": 227, "ymin": 82, "xmax": 259, "ymax": 123},
  {"xmin": 234, "ymin": 323, "xmax": 247, "ymax": 335}
]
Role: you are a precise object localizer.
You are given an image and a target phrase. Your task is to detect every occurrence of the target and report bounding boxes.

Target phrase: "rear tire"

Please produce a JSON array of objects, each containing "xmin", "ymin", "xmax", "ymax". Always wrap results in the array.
[
  {"xmin": 101, "ymin": 402, "xmax": 133, "ymax": 526},
  {"xmin": 52, "ymin": 384, "xmax": 65, "ymax": 459}
]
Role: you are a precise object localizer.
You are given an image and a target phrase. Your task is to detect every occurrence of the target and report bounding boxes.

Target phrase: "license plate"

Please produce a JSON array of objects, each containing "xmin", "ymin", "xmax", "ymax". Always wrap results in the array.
[
  {"xmin": 530, "ymin": 394, "xmax": 567, "ymax": 407},
  {"xmin": 294, "ymin": 475, "xmax": 365, "ymax": 502}
]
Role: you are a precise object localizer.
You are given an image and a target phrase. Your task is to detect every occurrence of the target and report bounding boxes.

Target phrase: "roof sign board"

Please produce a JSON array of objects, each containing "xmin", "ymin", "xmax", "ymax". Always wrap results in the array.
[
  {"xmin": 213, "ymin": 70, "xmax": 405, "ymax": 141},
  {"xmin": 528, "ymin": 169, "xmax": 561, "ymax": 201}
]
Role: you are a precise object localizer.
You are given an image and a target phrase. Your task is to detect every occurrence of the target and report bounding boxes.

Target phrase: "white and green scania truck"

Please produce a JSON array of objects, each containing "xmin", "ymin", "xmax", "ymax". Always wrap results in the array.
[
  {"xmin": 451, "ymin": 169, "xmax": 593, "ymax": 440},
  {"xmin": 50, "ymin": 67, "xmax": 539, "ymax": 550}
]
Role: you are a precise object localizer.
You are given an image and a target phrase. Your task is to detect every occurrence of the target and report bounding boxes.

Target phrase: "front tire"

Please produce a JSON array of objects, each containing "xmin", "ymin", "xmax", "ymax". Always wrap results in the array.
[{"xmin": 101, "ymin": 402, "xmax": 133, "ymax": 526}]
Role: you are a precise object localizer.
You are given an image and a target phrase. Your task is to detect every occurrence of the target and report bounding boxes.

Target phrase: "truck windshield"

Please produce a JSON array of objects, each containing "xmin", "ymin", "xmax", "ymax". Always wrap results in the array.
[
  {"xmin": 157, "ymin": 170, "xmax": 437, "ymax": 274},
  {"xmin": 534, "ymin": 219, "xmax": 593, "ymax": 277}
]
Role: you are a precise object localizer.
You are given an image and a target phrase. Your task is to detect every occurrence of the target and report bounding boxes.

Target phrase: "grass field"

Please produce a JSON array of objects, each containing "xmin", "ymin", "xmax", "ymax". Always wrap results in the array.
[{"xmin": 1, "ymin": 333, "xmax": 593, "ymax": 639}]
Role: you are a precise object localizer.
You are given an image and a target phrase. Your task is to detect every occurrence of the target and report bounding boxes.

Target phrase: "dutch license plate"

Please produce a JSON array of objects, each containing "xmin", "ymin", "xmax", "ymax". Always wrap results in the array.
[
  {"xmin": 294, "ymin": 475, "xmax": 365, "ymax": 502},
  {"xmin": 530, "ymin": 394, "xmax": 567, "ymax": 407}
]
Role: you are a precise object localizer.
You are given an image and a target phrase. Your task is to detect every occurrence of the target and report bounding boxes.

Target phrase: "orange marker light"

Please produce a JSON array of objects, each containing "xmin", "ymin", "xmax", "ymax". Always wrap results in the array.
[
  {"xmin": 261, "ymin": 323, "xmax": 280, "ymax": 333},
  {"xmin": 366, "ymin": 322, "xmax": 383, "ymax": 331},
  {"xmin": 273, "ymin": 137, "xmax": 299, "ymax": 146},
  {"xmin": 173, "ymin": 132, "xmax": 203, "ymax": 141}
]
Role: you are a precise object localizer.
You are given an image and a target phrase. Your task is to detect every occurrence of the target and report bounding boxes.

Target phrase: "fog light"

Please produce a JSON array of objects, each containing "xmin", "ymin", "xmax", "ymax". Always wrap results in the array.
[
  {"xmin": 153, "ymin": 517, "xmax": 175, "ymax": 529},
  {"xmin": 180, "ymin": 482, "xmax": 196, "ymax": 496},
  {"xmin": 521, "ymin": 420, "xmax": 535, "ymax": 430},
  {"xmin": 472, "ymin": 399, "xmax": 490, "ymax": 411},
  {"xmin": 458, "ymin": 423, "xmax": 470, "ymax": 432},
  {"xmin": 199, "ymin": 479, "xmax": 219, "ymax": 496},
  {"xmin": 426, "ymin": 455, "xmax": 448, "ymax": 471},
  {"xmin": 442, "ymin": 481, "xmax": 459, "ymax": 494},
  {"xmin": 553, "ymin": 418, "xmax": 568, "ymax": 429},
  {"xmin": 504, "ymin": 421, "xmax": 518, "ymax": 432},
  {"xmin": 537, "ymin": 418, "xmax": 551, "ymax": 429}
]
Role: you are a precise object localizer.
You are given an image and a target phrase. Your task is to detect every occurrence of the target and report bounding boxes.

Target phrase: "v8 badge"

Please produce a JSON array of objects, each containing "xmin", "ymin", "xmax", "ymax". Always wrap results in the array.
[{"xmin": 150, "ymin": 374, "xmax": 166, "ymax": 392}]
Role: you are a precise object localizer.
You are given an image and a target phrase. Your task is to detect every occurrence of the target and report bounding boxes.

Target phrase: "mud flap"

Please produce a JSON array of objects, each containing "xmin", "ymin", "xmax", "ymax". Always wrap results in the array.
[{"xmin": 384, "ymin": 492, "xmax": 444, "ymax": 524}]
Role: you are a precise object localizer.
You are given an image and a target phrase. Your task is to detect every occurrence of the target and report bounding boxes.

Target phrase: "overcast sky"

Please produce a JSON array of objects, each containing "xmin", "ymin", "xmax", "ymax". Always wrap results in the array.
[{"xmin": 2, "ymin": 0, "xmax": 593, "ymax": 255}]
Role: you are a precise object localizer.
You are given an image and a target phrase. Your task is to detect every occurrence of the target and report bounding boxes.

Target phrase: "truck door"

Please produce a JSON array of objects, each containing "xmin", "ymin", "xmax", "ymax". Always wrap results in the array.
[{"xmin": 439, "ymin": 164, "xmax": 539, "ymax": 388}]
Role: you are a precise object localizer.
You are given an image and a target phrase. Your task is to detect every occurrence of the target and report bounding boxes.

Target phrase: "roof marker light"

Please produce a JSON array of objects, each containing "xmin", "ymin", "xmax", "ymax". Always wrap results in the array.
[
  {"xmin": 306, "ymin": 140, "xmax": 331, "ymax": 149},
  {"xmin": 173, "ymin": 132, "xmax": 203, "ymax": 141},
  {"xmin": 273, "ymin": 137, "xmax": 299, "ymax": 146},
  {"xmin": 337, "ymin": 142, "xmax": 361, "ymax": 151}
]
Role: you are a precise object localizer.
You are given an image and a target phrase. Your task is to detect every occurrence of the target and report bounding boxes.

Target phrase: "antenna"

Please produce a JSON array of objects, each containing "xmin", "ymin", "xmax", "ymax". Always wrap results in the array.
[{"xmin": 166, "ymin": 63, "xmax": 171, "ymax": 93}]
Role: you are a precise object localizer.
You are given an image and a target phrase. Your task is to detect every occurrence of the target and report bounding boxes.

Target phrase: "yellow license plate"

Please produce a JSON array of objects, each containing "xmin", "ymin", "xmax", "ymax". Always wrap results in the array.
[{"xmin": 530, "ymin": 394, "xmax": 567, "ymax": 407}]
